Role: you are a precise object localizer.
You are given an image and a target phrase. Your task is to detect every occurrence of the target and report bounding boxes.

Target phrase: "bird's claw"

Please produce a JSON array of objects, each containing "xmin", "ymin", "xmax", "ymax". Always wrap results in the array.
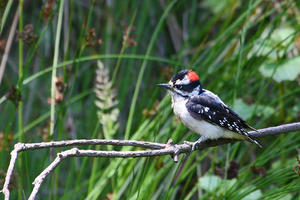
[
  {"xmin": 184, "ymin": 136, "xmax": 207, "ymax": 151},
  {"xmin": 184, "ymin": 141, "xmax": 198, "ymax": 151}
]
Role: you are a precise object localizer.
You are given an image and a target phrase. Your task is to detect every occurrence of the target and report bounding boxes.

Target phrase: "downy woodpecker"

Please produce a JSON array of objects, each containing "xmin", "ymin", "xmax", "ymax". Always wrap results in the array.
[{"xmin": 157, "ymin": 69, "xmax": 262, "ymax": 149}]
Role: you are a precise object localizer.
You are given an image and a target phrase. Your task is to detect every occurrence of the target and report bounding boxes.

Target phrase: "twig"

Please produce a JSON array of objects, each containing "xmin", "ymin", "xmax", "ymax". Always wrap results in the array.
[
  {"xmin": 0, "ymin": 144, "xmax": 22, "ymax": 200},
  {"xmin": 7, "ymin": 139, "xmax": 167, "ymax": 151},
  {"xmin": 1, "ymin": 122, "xmax": 300, "ymax": 200},
  {"xmin": 196, "ymin": 122, "xmax": 300, "ymax": 150},
  {"xmin": 0, "ymin": 139, "xmax": 169, "ymax": 200},
  {"xmin": 28, "ymin": 141, "xmax": 186, "ymax": 200}
]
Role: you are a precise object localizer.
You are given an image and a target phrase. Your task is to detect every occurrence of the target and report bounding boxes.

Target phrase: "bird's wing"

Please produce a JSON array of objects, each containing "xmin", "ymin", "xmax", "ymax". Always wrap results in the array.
[{"xmin": 186, "ymin": 92, "xmax": 261, "ymax": 147}]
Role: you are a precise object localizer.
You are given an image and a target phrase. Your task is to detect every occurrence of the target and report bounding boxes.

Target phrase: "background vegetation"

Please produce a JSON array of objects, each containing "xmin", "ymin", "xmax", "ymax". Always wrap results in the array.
[{"xmin": 1, "ymin": 0, "xmax": 300, "ymax": 199}]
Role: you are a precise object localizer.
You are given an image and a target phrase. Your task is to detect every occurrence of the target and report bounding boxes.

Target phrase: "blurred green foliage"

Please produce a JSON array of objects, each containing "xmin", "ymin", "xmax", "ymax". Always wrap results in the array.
[{"xmin": 0, "ymin": 0, "xmax": 300, "ymax": 199}]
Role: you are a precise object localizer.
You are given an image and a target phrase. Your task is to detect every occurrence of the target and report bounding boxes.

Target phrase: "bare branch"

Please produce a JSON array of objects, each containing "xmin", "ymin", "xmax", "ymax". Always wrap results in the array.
[
  {"xmin": 195, "ymin": 122, "xmax": 300, "ymax": 150},
  {"xmin": 251, "ymin": 122, "xmax": 300, "ymax": 137},
  {"xmin": 10, "ymin": 139, "xmax": 167, "ymax": 151},
  {"xmin": 29, "ymin": 140, "xmax": 188, "ymax": 200},
  {"xmin": 1, "ymin": 144, "xmax": 23, "ymax": 200},
  {"xmin": 1, "ymin": 122, "xmax": 300, "ymax": 200}
]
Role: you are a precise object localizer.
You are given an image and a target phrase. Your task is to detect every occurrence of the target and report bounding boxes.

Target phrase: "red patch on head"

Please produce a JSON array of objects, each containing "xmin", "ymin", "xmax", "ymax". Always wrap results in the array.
[{"xmin": 187, "ymin": 70, "xmax": 199, "ymax": 82}]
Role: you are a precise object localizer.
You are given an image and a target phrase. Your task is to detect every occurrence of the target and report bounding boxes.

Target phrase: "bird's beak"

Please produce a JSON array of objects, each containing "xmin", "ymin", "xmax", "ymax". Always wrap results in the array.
[{"xmin": 157, "ymin": 83, "xmax": 172, "ymax": 90}]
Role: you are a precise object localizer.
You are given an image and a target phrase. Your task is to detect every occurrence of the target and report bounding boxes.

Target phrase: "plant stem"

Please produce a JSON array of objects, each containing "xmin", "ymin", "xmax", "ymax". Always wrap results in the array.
[
  {"xmin": 124, "ymin": 0, "xmax": 178, "ymax": 139},
  {"xmin": 50, "ymin": 0, "xmax": 64, "ymax": 137},
  {"xmin": 17, "ymin": 1, "xmax": 24, "ymax": 199}
]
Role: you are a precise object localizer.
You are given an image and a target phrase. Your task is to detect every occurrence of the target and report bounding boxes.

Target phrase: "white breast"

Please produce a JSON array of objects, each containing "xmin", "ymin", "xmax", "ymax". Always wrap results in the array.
[{"xmin": 171, "ymin": 94, "xmax": 240, "ymax": 139}]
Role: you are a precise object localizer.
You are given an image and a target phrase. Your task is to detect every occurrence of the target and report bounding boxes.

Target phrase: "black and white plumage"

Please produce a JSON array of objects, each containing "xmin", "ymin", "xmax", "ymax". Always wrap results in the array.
[{"xmin": 157, "ymin": 69, "xmax": 262, "ymax": 148}]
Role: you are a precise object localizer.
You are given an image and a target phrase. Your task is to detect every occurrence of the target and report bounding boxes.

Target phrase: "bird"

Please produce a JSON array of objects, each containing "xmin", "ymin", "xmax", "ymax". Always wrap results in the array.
[{"xmin": 157, "ymin": 69, "xmax": 262, "ymax": 150}]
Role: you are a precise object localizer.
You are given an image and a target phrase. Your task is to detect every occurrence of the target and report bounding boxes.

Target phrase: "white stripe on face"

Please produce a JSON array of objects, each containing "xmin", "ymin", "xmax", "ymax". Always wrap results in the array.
[{"xmin": 175, "ymin": 75, "xmax": 189, "ymax": 85}]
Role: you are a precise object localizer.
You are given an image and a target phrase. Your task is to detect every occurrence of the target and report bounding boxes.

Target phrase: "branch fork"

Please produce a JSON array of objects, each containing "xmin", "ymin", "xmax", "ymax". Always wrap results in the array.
[{"xmin": 1, "ymin": 122, "xmax": 300, "ymax": 200}]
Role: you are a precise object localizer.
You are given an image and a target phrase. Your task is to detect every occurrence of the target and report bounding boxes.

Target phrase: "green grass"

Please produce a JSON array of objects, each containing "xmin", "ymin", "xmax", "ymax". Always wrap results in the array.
[{"xmin": 1, "ymin": 0, "xmax": 300, "ymax": 199}]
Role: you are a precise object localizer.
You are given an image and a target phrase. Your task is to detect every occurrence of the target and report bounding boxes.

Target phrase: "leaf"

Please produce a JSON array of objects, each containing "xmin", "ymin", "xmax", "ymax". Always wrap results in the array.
[
  {"xmin": 200, "ymin": 174, "xmax": 263, "ymax": 199},
  {"xmin": 256, "ymin": 105, "xmax": 275, "ymax": 117},
  {"xmin": 258, "ymin": 62, "xmax": 277, "ymax": 77},
  {"xmin": 233, "ymin": 99, "xmax": 255, "ymax": 120},
  {"xmin": 259, "ymin": 57, "xmax": 300, "ymax": 82},
  {"xmin": 199, "ymin": 175, "xmax": 236, "ymax": 192},
  {"xmin": 248, "ymin": 26, "xmax": 295, "ymax": 59},
  {"xmin": 199, "ymin": 175, "xmax": 221, "ymax": 191},
  {"xmin": 242, "ymin": 189, "xmax": 262, "ymax": 200},
  {"xmin": 280, "ymin": 194, "xmax": 293, "ymax": 200},
  {"xmin": 292, "ymin": 102, "xmax": 300, "ymax": 118},
  {"xmin": 232, "ymin": 99, "xmax": 275, "ymax": 119},
  {"xmin": 270, "ymin": 27, "xmax": 295, "ymax": 47}
]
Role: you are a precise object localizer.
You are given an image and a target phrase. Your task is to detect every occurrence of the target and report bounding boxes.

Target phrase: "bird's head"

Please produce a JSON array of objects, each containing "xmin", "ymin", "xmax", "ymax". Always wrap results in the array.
[{"xmin": 157, "ymin": 69, "xmax": 202, "ymax": 98}]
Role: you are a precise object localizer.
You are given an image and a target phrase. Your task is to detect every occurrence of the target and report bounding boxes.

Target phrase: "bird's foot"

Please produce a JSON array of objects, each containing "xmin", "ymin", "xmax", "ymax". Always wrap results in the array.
[
  {"xmin": 184, "ymin": 136, "xmax": 208, "ymax": 151},
  {"xmin": 184, "ymin": 141, "xmax": 195, "ymax": 150},
  {"xmin": 183, "ymin": 141, "xmax": 199, "ymax": 151}
]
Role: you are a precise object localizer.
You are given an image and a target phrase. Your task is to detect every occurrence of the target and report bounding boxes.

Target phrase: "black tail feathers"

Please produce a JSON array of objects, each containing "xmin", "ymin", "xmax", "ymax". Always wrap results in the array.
[{"xmin": 246, "ymin": 134, "xmax": 262, "ymax": 148}]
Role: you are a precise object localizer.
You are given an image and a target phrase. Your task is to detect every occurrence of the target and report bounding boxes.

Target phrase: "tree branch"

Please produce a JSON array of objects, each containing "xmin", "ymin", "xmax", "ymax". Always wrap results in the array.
[
  {"xmin": 1, "ymin": 122, "xmax": 300, "ymax": 200},
  {"xmin": 195, "ymin": 122, "xmax": 300, "ymax": 150}
]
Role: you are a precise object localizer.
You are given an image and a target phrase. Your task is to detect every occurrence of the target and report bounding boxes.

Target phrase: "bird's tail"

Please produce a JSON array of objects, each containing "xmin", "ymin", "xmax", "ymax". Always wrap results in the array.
[
  {"xmin": 245, "ymin": 133, "xmax": 262, "ymax": 148},
  {"xmin": 241, "ymin": 125, "xmax": 262, "ymax": 147},
  {"xmin": 246, "ymin": 125, "xmax": 260, "ymax": 133}
]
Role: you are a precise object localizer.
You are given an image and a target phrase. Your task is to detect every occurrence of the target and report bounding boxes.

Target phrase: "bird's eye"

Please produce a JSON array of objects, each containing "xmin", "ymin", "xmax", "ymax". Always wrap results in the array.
[{"xmin": 175, "ymin": 84, "xmax": 183, "ymax": 89}]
